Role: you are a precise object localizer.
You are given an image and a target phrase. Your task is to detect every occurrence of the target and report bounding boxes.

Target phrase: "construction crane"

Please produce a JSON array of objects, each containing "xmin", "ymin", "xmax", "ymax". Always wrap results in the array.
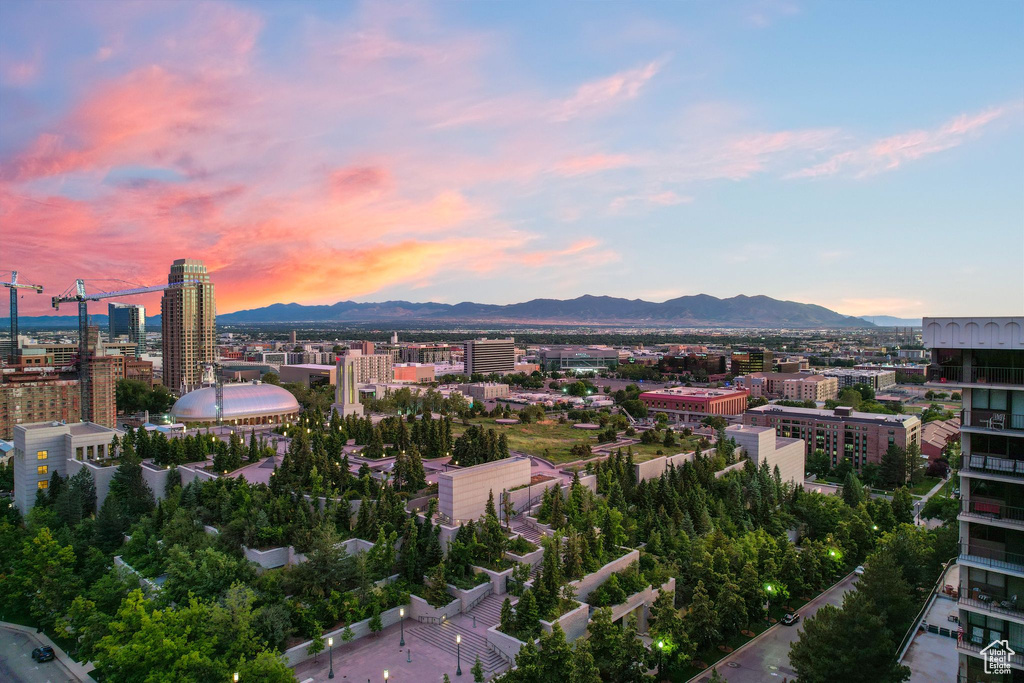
[
  {"xmin": 51, "ymin": 278, "xmax": 201, "ymax": 415},
  {"xmin": 3, "ymin": 271, "xmax": 44, "ymax": 362}
]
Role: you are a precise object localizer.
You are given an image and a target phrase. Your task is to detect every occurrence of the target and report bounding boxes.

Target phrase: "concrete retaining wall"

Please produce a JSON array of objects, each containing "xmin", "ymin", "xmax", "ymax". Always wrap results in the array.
[
  {"xmin": 507, "ymin": 546, "xmax": 544, "ymax": 569},
  {"xmin": 66, "ymin": 459, "xmax": 117, "ymax": 510},
  {"xmin": 242, "ymin": 545, "xmax": 291, "ymax": 569},
  {"xmin": 487, "ymin": 625, "xmax": 527, "ymax": 664},
  {"xmin": 570, "ymin": 548, "xmax": 641, "ymax": 604},
  {"xmin": 449, "ymin": 580, "xmax": 492, "ymax": 612},
  {"xmin": 283, "ymin": 603, "xmax": 409, "ymax": 667},
  {"xmin": 541, "ymin": 601, "xmax": 589, "ymax": 642},
  {"xmin": 473, "ymin": 565, "xmax": 514, "ymax": 596},
  {"xmin": 141, "ymin": 463, "xmax": 171, "ymax": 498},
  {"xmin": 410, "ymin": 594, "xmax": 463, "ymax": 622}
]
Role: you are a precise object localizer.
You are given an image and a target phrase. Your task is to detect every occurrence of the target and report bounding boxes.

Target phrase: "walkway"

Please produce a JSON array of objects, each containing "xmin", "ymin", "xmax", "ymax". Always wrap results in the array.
[{"xmin": 0, "ymin": 622, "xmax": 93, "ymax": 683}]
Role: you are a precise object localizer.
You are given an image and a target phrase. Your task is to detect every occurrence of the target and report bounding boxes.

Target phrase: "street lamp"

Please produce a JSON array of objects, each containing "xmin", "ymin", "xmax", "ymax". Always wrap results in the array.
[
  {"xmin": 400, "ymin": 607, "xmax": 405, "ymax": 646},
  {"xmin": 233, "ymin": 674, "xmax": 238, "ymax": 683},
  {"xmin": 656, "ymin": 640, "xmax": 665, "ymax": 677},
  {"xmin": 383, "ymin": 670, "xmax": 389, "ymax": 682},
  {"xmin": 328, "ymin": 636, "xmax": 334, "ymax": 679},
  {"xmin": 456, "ymin": 634, "xmax": 462, "ymax": 676}
]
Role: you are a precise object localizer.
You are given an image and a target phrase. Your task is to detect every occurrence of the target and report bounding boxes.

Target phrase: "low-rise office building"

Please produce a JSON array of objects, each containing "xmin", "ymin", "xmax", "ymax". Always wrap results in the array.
[
  {"xmin": 459, "ymin": 382, "xmax": 511, "ymax": 402},
  {"xmin": 743, "ymin": 404, "xmax": 921, "ymax": 471},
  {"xmin": 537, "ymin": 347, "xmax": 619, "ymax": 374},
  {"xmin": 782, "ymin": 374, "xmax": 839, "ymax": 402},
  {"xmin": 394, "ymin": 363, "xmax": 435, "ymax": 383},
  {"xmin": 726, "ymin": 424, "xmax": 805, "ymax": 485},
  {"xmin": 822, "ymin": 367, "xmax": 896, "ymax": 391},
  {"xmin": 639, "ymin": 387, "xmax": 749, "ymax": 423},
  {"xmin": 12, "ymin": 421, "xmax": 123, "ymax": 513},
  {"xmin": 280, "ymin": 363, "xmax": 337, "ymax": 387}
]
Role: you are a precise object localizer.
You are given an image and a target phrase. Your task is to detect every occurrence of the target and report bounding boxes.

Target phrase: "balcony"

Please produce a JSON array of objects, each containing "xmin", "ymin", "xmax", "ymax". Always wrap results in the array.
[
  {"xmin": 929, "ymin": 365, "xmax": 1024, "ymax": 387},
  {"xmin": 959, "ymin": 542, "xmax": 1024, "ymax": 573},
  {"xmin": 957, "ymin": 639, "xmax": 1024, "ymax": 669},
  {"xmin": 966, "ymin": 454, "xmax": 1024, "ymax": 479},
  {"xmin": 963, "ymin": 409, "xmax": 1024, "ymax": 433},
  {"xmin": 961, "ymin": 500, "xmax": 1024, "ymax": 529},
  {"xmin": 959, "ymin": 590, "xmax": 1024, "ymax": 623}
]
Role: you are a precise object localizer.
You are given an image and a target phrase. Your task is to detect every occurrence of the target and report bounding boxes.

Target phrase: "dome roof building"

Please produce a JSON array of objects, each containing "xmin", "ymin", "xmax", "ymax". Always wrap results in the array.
[{"xmin": 171, "ymin": 382, "xmax": 300, "ymax": 425}]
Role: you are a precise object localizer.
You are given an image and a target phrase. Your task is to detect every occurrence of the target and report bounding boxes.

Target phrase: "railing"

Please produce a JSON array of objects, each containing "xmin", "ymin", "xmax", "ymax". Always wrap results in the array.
[
  {"xmin": 956, "ymin": 638, "xmax": 1024, "ymax": 668},
  {"xmin": 898, "ymin": 556, "xmax": 956, "ymax": 664},
  {"xmin": 959, "ymin": 542, "xmax": 1024, "ymax": 572},
  {"xmin": 464, "ymin": 584, "xmax": 494, "ymax": 613},
  {"xmin": 963, "ymin": 410, "xmax": 1024, "ymax": 432},
  {"xmin": 959, "ymin": 592, "xmax": 1024, "ymax": 621},
  {"xmin": 928, "ymin": 366, "xmax": 1024, "ymax": 386},
  {"xmin": 962, "ymin": 500, "xmax": 1024, "ymax": 525},
  {"xmin": 966, "ymin": 454, "xmax": 1024, "ymax": 478}
]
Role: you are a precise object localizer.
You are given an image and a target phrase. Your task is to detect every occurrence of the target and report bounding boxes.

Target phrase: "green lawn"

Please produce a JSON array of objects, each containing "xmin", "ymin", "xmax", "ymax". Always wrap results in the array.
[{"xmin": 623, "ymin": 435, "xmax": 703, "ymax": 463}]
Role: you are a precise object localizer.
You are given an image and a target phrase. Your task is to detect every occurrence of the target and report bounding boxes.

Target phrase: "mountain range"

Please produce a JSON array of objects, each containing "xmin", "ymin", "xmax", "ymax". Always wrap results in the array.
[{"xmin": 3, "ymin": 294, "xmax": 883, "ymax": 329}]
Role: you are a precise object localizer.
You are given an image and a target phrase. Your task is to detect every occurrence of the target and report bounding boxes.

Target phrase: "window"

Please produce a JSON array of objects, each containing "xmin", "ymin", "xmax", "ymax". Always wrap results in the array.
[
  {"xmin": 37, "ymin": 465, "xmax": 48, "ymax": 475},
  {"xmin": 36, "ymin": 450, "xmax": 48, "ymax": 460},
  {"xmin": 37, "ymin": 480, "xmax": 48, "ymax": 490}
]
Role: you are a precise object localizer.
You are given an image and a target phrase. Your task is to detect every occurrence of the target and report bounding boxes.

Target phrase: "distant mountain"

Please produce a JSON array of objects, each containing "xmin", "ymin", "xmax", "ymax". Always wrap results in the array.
[
  {"xmin": 217, "ymin": 294, "xmax": 872, "ymax": 328},
  {"xmin": 859, "ymin": 315, "xmax": 922, "ymax": 327}
]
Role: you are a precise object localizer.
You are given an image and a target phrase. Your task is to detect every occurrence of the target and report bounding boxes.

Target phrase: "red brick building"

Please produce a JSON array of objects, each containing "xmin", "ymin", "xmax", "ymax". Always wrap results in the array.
[{"xmin": 639, "ymin": 387, "xmax": 750, "ymax": 423}]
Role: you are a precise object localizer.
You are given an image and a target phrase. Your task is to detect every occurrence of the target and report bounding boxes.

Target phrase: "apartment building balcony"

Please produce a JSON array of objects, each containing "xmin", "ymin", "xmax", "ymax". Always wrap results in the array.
[
  {"xmin": 956, "ymin": 639, "xmax": 1024, "ymax": 671},
  {"xmin": 963, "ymin": 409, "xmax": 1024, "ymax": 434},
  {"xmin": 964, "ymin": 454, "xmax": 1024, "ymax": 484},
  {"xmin": 959, "ymin": 591, "xmax": 1024, "ymax": 626},
  {"xmin": 961, "ymin": 500, "xmax": 1024, "ymax": 532},
  {"xmin": 928, "ymin": 365, "xmax": 1024, "ymax": 388},
  {"xmin": 959, "ymin": 542, "xmax": 1024, "ymax": 578}
]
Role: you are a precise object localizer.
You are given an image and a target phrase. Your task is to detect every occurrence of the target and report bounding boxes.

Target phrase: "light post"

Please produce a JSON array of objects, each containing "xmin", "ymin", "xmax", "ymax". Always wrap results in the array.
[
  {"xmin": 328, "ymin": 636, "xmax": 334, "ymax": 679},
  {"xmin": 456, "ymin": 634, "xmax": 462, "ymax": 676},
  {"xmin": 383, "ymin": 670, "xmax": 389, "ymax": 682},
  {"xmin": 656, "ymin": 639, "xmax": 665, "ymax": 678},
  {"xmin": 765, "ymin": 583, "xmax": 776, "ymax": 625},
  {"xmin": 400, "ymin": 607, "xmax": 405, "ymax": 646},
  {"xmin": 233, "ymin": 673, "xmax": 238, "ymax": 683}
]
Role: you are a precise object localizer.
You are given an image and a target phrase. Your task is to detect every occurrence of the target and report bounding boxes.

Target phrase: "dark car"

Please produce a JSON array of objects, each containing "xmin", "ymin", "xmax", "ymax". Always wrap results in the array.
[
  {"xmin": 31, "ymin": 646, "xmax": 55, "ymax": 662},
  {"xmin": 781, "ymin": 613, "xmax": 800, "ymax": 626}
]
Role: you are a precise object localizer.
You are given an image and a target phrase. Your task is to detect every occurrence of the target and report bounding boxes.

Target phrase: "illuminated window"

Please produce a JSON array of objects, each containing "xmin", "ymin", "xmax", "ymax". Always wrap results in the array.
[
  {"xmin": 37, "ymin": 465, "xmax": 48, "ymax": 475},
  {"xmin": 36, "ymin": 450, "xmax": 48, "ymax": 460},
  {"xmin": 37, "ymin": 480, "xmax": 48, "ymax": 490}
]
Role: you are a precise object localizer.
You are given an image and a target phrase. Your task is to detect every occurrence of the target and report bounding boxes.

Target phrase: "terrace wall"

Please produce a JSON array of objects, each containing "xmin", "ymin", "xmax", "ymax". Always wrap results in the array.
[
  {"xmin": 283, "ymin": 603, "xmax": 409, "ymax": 667},
  {"xmin": 570, "ymin": 548, "xmax": 641, "ymax": 604}
]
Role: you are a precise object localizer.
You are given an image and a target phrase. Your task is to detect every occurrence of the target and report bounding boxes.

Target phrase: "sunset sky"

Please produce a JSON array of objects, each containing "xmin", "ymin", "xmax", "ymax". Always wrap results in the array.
[{"xmin": 1, "ymin": 0, "xmax": 1021, "ymax": 319}]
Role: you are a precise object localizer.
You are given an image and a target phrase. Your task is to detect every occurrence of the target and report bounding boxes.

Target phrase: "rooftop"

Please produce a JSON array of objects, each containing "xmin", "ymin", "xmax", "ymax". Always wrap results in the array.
[
  {"xmin": 283, "ymin": 364, "xmax": 334, "ymax": 370},
  {"xmin": 641, "ymin": 386, "xmax": 747, "ymax": 398},
  {"xmin": 747, "ymin": 404, "xmax": 919, "ymax": 425}
]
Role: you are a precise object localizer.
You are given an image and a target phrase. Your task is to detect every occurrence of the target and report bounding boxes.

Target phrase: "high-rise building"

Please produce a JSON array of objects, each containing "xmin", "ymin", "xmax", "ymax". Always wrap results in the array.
[
  {"xmin": 0, "ymin": 372, "xmax": 81, "ymax": 439},
  {"xmin": 332, "ymin": 350, "xmax": 393, "ymax": 416},
  {"xmin": 85, "ymin": 355, "xmax": 118, "ymax": 429},
  {"xmin": 161, "ymin": 259, "xmax": 216, "ymax": 395},
  {"xmin": 464, "ymin": 338, "xmax": 515, "ymax": 376},
  {"xmin": 358, "ymin": 341, "xmax": 376, "ymax": 356},
  {"xmin": 730, "ymin": 348, "xmax": 774, "ymax": 376},
  {"xmin": 922, "ymin": 316, "xmax": 1024, "ymax": 683},
  {"xmin": 108, "ymin": 303, "xmax": 146, "ymax": 356}
]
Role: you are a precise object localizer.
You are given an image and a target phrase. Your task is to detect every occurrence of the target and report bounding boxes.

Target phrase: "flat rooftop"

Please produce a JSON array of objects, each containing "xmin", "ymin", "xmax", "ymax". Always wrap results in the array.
[
  {"xmin": 282, "ymin": 364, "xmax": 334, "ymax": 370},
  {"xmin": 439, "ymin": 456, "xmax": 530, "ymax": 479},
  {"xmin": 18, "ymin": 421, "xmax": 118, "ymax": 435},
  {"xmin": 642, "ymin": 387, "xmax": 747, "ymax": 398},
  {"xmin": 747, "ymin": 404, "xmax": 918, "ymax": 425}
]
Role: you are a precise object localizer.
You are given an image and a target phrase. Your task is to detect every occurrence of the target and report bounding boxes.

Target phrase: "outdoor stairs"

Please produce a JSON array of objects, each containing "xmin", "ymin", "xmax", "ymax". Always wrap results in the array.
[
  {"xmin": 408, "ymin": 619, "xmax": 506, "ymax": 674},
  {"xmin": 511, "ymin": 515, "xmax": 544, "ymax": 544},
  {"xmin": 467, "ymin": 593, "xmax": 512, "ymax": 627}
]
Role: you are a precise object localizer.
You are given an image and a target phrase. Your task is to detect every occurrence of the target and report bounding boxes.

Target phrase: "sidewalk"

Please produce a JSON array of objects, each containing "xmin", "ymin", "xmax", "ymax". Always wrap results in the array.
[{"xmin": 0, "ymin": 621, "xmax": 94, "ymax": 682}]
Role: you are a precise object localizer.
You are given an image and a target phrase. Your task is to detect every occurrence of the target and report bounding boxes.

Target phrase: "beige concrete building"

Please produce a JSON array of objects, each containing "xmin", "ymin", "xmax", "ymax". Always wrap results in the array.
[
  {"xmin": 161, "ymin": 259, "xmax": 216, "ymax": 395},
  {"xmin": 438, "ymin": 457, "xmax": 531, "ymax": 525},
  {"xmin": 726, "ymin": 424, "xmax": 805, "ymax": 485},
  {"xmin": 782, "ymin": 374, "xmax": 839, "ymax": 402},
  {"xmin": 12, "ymin": 421, "xmax": 123, "ymax": 513},
  {"xmin": 459, "ymin": 382, "xmax": 511, "ymax": 402},
  {"xmin": 464, "ymin": 338, "xmax": 515, "ymax": 376}
]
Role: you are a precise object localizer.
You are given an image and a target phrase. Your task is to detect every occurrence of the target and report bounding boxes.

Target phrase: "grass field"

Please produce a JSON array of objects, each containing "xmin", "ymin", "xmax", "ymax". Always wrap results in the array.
[{"xmin": 624, "ymin": 435, "xmax": 703, "ymax": 462}]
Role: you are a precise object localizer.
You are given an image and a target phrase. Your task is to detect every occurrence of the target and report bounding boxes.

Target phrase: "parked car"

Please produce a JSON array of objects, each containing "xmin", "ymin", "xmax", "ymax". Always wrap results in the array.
[
  {"xmin": 31, "ymin": 646, "xmax": 55, "ymax": 662},
  {"xmin": 854, "ymin": 565, "xmax": 865, "ymax": 576},
  {"xmin": 781, "ymin": 613, "xmax": 800, "ymax": 626}
]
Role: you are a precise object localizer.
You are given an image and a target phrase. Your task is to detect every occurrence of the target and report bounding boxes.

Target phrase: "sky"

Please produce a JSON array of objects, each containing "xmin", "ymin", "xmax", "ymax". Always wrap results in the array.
[{"xmin": 1, "ymin": 0, "xmax": 1022, "ymax": 319}]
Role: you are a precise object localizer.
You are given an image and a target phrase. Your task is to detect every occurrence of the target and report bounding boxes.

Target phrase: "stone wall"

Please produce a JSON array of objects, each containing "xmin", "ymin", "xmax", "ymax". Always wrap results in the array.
[
  {"xmin": 570, "ymin": 548, "xmax": 641, "ymax": 604},
  {"xmin": 242, "ymin": 545, "xmax": 291, "ymax": 569},
  {"xmin": 449, "ymin": 579, "xmax": 493, "ymax": 612},
  {"xmin": 410, "ymin": 594, "xmax": 463, "ymax": 622},
  {"xmin": 283, "ymin": 603, "xmax": 409, "ymax": 667},
  {"xmin": 633, "ymin": 448, "xmax": 717, "ymax": 483},
  {"xmin": 439, "ymin": 457, "xmax": 531, "ymax": 524},
  {"xmin": 473, "ymin": 565, "xmax": 515, "ymax": 596},
  {"xmin": 487, "ymin": 625, "xmax": 526, "ymax": 664},
  {"xmin": 506, "ymin": 545, "xmax": 544, "ymax": 570},
  {"xmin": 66, "ymin": 459, "xmax": 118, "ymax": 509},
  {"xmin": 540, "ymin": 601, "xmax": 590, "ymax": 642}
]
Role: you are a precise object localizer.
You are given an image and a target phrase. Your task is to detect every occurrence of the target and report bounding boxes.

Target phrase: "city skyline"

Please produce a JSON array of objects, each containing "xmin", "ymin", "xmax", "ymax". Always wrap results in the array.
[{"xmin": 2, "ymin": 1, "xmax": 1022, "ymax": 318}]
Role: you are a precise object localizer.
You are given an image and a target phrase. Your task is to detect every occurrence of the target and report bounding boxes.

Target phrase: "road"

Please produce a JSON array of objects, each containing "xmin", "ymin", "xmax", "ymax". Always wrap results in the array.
[
  {"xmin": 0, "ymin": 626, "xmax": 83, "ymax": 683},
  {"xmin": 695, "ymin": 573, "xmax": 858, "ymax": 683}
]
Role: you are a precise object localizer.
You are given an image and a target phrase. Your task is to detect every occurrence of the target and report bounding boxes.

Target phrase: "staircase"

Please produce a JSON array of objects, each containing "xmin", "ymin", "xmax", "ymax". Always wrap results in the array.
[
  {"xmin": 408, "ymin": 620, "xmax": 506, "ymax": 674},
  {"xmin": 511, "ymin": 514, "xmax": 545, "ymax": 544},
  {"xmin": 468, "ymin": 593, "xmax": 513, "ymax": 627}
]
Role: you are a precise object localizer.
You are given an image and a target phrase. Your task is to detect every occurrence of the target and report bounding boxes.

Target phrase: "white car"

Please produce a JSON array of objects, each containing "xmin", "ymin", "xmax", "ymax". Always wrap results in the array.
[{"xmin": 854, "ymin": 566, "xmax": 865, "ymax": 576}]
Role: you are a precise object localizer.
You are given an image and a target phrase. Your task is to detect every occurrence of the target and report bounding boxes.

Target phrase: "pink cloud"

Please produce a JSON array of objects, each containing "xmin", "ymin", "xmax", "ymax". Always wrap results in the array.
[
  {"xmin": 550, "ymin": 59, "xmax": 665, "ymax": 122},
  {"xmin": 553, "ymin": 153, "xmax": 635, "ymax": 176},
  {"xmin": 788, "ymin": 104, "xmax": 1016, "ymax": 178}
]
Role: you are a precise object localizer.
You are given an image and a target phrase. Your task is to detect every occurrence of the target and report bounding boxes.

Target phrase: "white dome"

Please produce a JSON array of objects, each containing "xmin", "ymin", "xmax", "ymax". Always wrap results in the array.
[{"xmin": 171, "ymin": 383, "xmax": 300, "ymax": 422}]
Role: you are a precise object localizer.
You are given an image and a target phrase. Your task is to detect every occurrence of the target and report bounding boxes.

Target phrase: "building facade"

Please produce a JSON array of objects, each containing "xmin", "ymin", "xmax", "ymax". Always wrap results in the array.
[
  {"xmin": 782, "ymin": 374, "xmax": 839, "ymax": 402},
  {"xmin": 731, "ymin": 348, "xmax": 774, "ymax": 376},
  {"xmin": 743, "ymin": 404, "xmax": 921, "ymax": 471},
  {"xmin": 161, "ymin": 259, "xmax": 216, "ymax": 395},
  {"xmin": 726, "ymin": 424, "xmax": 805, "ymax": 485},
  {"xmin": 922, "ymin": 316, "xmax": 1024, "ymax": 683},
  {"xmin": 537, "ymin": 347, "xmax": 619, "ymax": 373},
  {"xmin": 459, "ymin": 382, "xmax": 511, "ymax": 402},
  {"xmin": 639, "ymin": 387, "xmax": 749, "ymax": 423},
  {"xmin": 0, "ymin": 373, "xmax": 82, "ymax": 439},
  {"xmin": 464, "ymin": 338, "xmax": 515, "ymax": 376},
  {"xmin": 822, "ymin": 368, "xmax": 897, "ymax": 391},
  {"xmin": 12, "ymin": 421, "xmax": 122, "ymax": 513},
  {"xmin": 108, "ymin": 303, "xmax": 146, "ymax": 356},
  {"xmin": 401, "ymin": 344, "xmax": 456, "ymax": 364},
  {"xmin": 85, "ymin": 355, "xmax": 118, "ymax": 429}
]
